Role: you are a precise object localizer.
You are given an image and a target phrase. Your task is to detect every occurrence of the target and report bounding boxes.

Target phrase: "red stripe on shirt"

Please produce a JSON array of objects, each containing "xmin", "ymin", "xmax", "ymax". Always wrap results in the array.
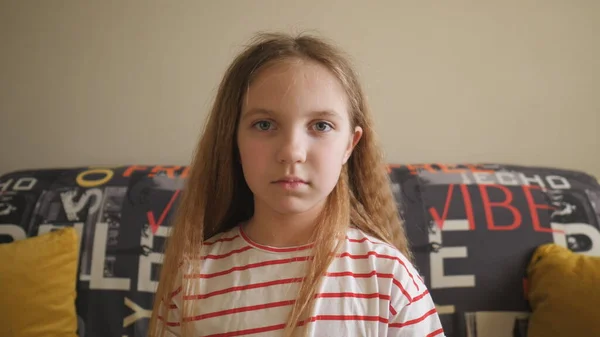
[
  {"xmin": 181, "ymin": 289, "xmax": 390, "ymax": 308},
  {"xmin": 183, "ymin": 277, "xmax": 304, "ymax": 300},
  {"xmin": 346, "ymin": 234, "xmax": 398, "ymax": 251},
  {"xmin": 160, "ymin": 298, "xmax": 178, "ymax": 310},
  {"xmin": 326, "ymin": 270, "xmax": 380, "ymax": 278},
  {"xmin": 181, "ymin": 292, "xmax": 393, "ymax": 320},
  {"xmin": 316, "ymin": 292, "xmax": 390, "ymax": 300},
  {"xmin": 202, "ymin": 315, "xmax": 391, "ymax": 337},
  {"xmin": 408, "ymin": 289, "xmax": 430, "ymax": 305},
  {"xmin": 204, "ymin": 235, "xmax": 240, "ymax": 246},
  {"xmin": 346, "ymin": 236, "xmax": 369, "ymax": 243},
  {"xmin": 427, "ymin": 328, "xmax": 445, "ymax": 337},
  {"xmin": 185, "ymin": 256, "xmax": 311, "ymax": 279},
  {"xmin": 201, "ymin": 245, "xmax": 253, "ymax": 260},
  {"xmin": 389, "ymin": 308, "xmax": 438, "ymax": 328},
  {"xmin": 392, "ymin": 278, "xmax": 413, "ymax": 302},
  {"xmin": 302, "ymin": 315, "xmax": 389, "ymax": 325},
  {"xmin": 157, "ymin": 315, "xmax": 180, "ymax": 327},
  {"xmin": 389, "ymin": 305, "xmax": 398, "ymax": 316},
  {"xmin": 183, "ymin": 300, "xmax": 295, "ymax": 322},
  {"xmin": 337, "ymin": 251, "xmax": 381, "ymax": 259},
  {"xmin": 170, "ymin": 286, "xmax": 182, "ymax": 298},
  {"xmin": 325, "ymin": 271, "xmax": 412, "ymax": 302}
]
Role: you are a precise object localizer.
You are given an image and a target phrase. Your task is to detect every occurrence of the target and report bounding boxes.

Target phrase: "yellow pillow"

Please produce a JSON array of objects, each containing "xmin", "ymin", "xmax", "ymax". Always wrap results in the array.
[
  {"xmin": 527, "ymin": 243, "xmax": 600, "ymax": 336},
  {"xmin": 0, "ymin": 227, "xmax": 79, "ymax": 337}
]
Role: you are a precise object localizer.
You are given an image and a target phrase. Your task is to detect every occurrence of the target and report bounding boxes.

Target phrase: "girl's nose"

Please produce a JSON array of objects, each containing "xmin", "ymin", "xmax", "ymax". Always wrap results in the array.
[{"xmin": 276, "ymin": 130, "xmax": 307, "ymax": 164}]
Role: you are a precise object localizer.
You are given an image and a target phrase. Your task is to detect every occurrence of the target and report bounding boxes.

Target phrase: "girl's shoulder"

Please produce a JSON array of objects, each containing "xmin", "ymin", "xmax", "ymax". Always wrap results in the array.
[
  {"xmin": 344, "ymin": 226, "xmax": 422, "ymax": 276},
  {"xmin": 344, "ymin": 227, "xmax": 428, "ymax": 304},
  {"xmin": 345, "ymin": 227, "xmax": 408, "ymax": 258}
]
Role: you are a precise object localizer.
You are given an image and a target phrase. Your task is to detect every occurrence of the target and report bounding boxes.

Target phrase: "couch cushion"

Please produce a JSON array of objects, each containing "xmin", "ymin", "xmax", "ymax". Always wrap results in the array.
[
  {"xmin": 526, "ymin": 243, "xmax": 600, "ymax": 336},
  {"xmin": 0, "ymin": 227, "xmax": 79, "ymax": 337}
]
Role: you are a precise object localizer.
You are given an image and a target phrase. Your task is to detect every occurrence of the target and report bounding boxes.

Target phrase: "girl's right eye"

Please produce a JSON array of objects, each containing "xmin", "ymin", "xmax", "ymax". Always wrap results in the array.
[{"xmin": 253, "ymin": 120, "xmax": 274, "ymax": 131}]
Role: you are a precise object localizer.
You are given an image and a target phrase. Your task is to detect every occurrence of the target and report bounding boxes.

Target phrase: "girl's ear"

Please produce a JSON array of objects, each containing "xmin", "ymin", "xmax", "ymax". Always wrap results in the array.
[{"xmin": 343, "ymin": 126, "xmax": 363, "ymax": 164}]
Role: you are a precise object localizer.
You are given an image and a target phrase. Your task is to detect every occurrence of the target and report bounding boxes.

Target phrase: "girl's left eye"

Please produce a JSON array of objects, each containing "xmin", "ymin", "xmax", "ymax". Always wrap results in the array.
[
  {"xmin": 253, "ymin": 121, "xmax": 274, "ymax": 131},
  {"xmin": 313, "ymin": 122, "xmax": 333, "ymax": 132}
]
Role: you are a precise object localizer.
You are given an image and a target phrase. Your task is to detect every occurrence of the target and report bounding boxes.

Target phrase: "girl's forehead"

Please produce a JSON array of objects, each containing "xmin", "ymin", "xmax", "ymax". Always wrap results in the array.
[{"xmin": 242, "ymin": 58, "xmax": 349, "ymax": 117}]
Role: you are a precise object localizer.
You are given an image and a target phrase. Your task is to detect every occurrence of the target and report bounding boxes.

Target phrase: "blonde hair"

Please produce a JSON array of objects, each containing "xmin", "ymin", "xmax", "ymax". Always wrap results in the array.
[{"xmin": 149, "ymin": 31, "xmax": 412, "ymax": 337}]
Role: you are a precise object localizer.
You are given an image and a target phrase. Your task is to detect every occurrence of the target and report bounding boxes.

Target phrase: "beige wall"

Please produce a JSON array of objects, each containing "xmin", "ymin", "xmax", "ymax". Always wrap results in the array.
[{"xmin": 1, "ymin": 1, "xmax": 598, "ymax": 178}]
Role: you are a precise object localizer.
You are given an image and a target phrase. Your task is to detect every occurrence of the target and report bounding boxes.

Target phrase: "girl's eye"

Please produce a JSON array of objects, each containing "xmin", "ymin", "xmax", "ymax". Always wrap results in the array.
[
  {"xmin": 254, "ymin": 121, "xmax": 273, "ymax": 131},
  {"xmin": 314, "ymin": 122, "xmax": 333, "ymax": 132}
]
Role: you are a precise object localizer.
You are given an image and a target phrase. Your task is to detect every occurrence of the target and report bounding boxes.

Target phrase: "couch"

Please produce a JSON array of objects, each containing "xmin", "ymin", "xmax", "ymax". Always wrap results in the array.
[{"xmin": 1, "ymin": 163, "xmax": 599, "ymax": 337}]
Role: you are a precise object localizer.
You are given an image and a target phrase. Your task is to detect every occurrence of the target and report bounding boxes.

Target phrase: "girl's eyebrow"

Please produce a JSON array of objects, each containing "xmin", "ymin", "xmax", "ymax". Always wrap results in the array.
[
  {"xmin": 310, "ymin": 110, "xmax": 341, "ymax": 119},
  {"xmin": 241, "ymin": 108, "xmax": 341, "ymax": 121},
  {"xmin": 241, "ymin": 108, "xmax": 273, "ymax": 121}
]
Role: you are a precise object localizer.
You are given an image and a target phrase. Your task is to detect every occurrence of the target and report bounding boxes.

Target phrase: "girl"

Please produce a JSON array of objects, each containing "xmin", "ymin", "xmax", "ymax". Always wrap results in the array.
[{"xmin": 150, "ymin": 32, "xmax": 445, "ymax": 337}]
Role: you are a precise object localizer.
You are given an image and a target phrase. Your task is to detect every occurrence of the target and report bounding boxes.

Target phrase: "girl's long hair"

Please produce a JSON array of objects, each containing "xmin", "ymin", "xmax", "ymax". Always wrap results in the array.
[{"xmin": 149, "ymin": 31, "xmax": 411, "ymax": 337}]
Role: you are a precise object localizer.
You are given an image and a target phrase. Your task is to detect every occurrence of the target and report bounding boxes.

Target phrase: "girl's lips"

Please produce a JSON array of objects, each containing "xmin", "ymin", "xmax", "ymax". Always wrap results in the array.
[
  {"xmin": 273, "ymin": 180, "xmax": 308, "ymax": 189},
  {"xmin": 273, "ymin": 176, "xmax": 308, "ymax": 184}
]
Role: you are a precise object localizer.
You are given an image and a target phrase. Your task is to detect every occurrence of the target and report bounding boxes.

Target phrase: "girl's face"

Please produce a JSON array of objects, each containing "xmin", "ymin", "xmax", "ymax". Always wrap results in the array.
[{"xmin": 237, "ymin": 58, "xmax": 362, "ymax": 218}]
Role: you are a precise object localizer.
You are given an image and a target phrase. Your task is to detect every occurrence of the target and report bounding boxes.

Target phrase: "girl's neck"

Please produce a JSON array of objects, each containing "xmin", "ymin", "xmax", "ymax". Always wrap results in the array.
[{"xmin": 242, "ymin": 201, "xmax": 325, "ymax": 248}]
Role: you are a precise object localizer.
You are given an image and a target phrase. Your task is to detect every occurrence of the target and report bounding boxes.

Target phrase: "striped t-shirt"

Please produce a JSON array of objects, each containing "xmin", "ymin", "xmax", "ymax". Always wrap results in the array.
[{"xmin": 158, "ymin": 225, "xmax": 445, "ymax": 337}]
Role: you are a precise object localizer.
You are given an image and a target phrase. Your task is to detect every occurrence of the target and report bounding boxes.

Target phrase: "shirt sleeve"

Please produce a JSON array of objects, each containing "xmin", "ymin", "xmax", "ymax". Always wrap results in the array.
[{"xmin": 387, "ymin": 257, "xmax": 446, "ymax": 337}]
